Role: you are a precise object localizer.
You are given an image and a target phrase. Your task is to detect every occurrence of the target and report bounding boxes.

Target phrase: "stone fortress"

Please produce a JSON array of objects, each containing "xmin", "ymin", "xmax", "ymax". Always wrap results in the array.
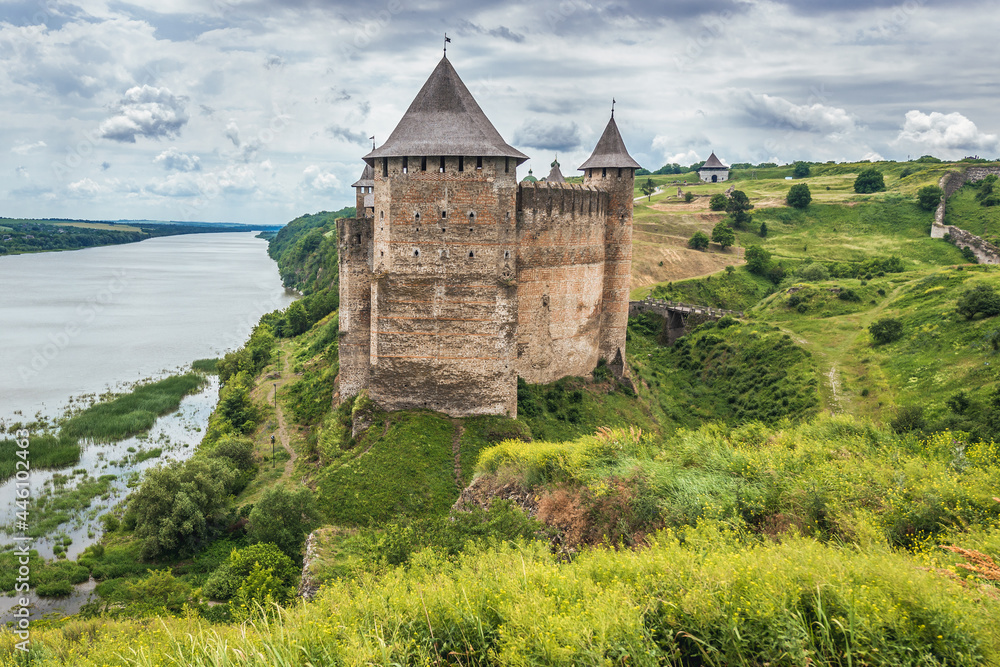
[{"xmin": 337, "ymin": 55, "xmax": 639, "ymax": 418}]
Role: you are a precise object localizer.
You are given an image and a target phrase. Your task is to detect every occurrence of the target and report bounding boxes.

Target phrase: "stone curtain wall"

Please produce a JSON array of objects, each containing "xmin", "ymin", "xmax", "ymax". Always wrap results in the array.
[
  {"xmin": 337, "ymin": 216, "xmax": 374, "ymax": 398},
  {"xmin": 515, "ymin": 182, "xmax": 608, "ymax": 383},
  {"xmin": 932, "ymin": 165, "xmax": 1000, "ymax": 264}
]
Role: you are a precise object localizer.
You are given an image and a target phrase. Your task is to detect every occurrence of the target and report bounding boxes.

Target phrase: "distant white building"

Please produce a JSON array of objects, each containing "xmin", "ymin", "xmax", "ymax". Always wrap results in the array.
[{"xmin": 698, "ymin": 152, "xmax": 729, "ymax": 183}]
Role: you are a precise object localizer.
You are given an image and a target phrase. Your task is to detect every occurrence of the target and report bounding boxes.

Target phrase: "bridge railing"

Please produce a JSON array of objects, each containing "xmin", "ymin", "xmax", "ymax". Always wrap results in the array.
[{"xmin": 629, "ymin": 297, "xmax": 743, "ymax": 319}]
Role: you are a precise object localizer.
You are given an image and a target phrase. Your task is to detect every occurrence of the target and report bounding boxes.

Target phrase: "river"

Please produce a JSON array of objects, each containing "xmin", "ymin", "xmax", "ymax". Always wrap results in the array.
[{"xmin": 0, "ymin": 232, "xmax": 296, "ymax": 564}]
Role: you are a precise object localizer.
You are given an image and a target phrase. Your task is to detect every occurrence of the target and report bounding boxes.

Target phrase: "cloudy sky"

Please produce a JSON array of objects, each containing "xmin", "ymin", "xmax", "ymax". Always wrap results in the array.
[{"xmin": 1, "ymin": 0, "xmax": 997, "ymax": 224}]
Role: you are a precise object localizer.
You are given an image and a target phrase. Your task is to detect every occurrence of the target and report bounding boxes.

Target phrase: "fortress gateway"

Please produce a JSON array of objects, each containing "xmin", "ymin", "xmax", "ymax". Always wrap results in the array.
[{"xmin": 337, "ymin": 56, "xmax": 638, "ymax": 418}]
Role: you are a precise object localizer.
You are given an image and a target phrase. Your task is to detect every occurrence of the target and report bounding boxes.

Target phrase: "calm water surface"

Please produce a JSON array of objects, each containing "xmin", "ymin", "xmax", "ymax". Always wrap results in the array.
[{"xmin": 0, "ymin": 232, "xmax": 295, "ymax": 421}]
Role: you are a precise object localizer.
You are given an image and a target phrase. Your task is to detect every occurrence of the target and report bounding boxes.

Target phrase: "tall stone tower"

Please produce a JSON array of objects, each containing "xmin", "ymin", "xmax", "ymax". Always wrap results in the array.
[
  {"xmin": 579, "ymin": 115, "xmax": 639, "ymax": 373},
  {"xmin": 358, "ymin": 56, "xmax": 528, "ymax": 416}
]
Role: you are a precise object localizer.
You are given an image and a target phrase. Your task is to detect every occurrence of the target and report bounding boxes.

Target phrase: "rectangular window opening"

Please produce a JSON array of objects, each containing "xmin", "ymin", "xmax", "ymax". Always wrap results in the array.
[
  {"xmin": 402, "ymin": 157, "xmax": 408, "ymax": 174},
  {"xmin": 476, "ymin": 157, "xmax": 483, "ymax": 170},
  {"xmin": 458, "ymin": 156, "xmax": 464, "ymax": 172},
  {"xmin": 505, "ymin": 157, "xmax": 509, "ymax": 173},
  {"xmin": 439, "ymin": 156, "xmax": 446, "ymax": 173},
  {"xmin": 421, "ymin": 156, "xmax": 427, "ymax": 172},
  {"xmin": 382, "ymin": 158, "xmax": 388, "ymax": 178}
]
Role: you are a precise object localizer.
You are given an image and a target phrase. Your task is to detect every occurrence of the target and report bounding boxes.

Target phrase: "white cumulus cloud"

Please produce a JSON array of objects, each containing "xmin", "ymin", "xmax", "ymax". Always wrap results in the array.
[
  {"xmin": 728, "ymin": 90, "xmax": 858, "ymax": 136},
  {"xmin": 895, "ymin": 110, "xmax": 999, "ymax": 155},
  {"xmin": 301, "ymin": 165, "xmax": 340, "ymax": 193},
  {"xmin": 99, "ymin": 85, "xmax": 189, "ymax": 143},
  {"xmin": 154, "ymin": 148, "xmax": 202, "ymax": 172}
]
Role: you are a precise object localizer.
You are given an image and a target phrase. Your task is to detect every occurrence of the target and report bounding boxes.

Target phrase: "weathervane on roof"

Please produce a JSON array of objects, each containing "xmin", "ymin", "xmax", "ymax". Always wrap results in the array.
[
  {"xmin": 444, "ymin": 33, "xmax": 451, "ymax": 56},
  {"xmin": 369, "ymin": 135, "xmax": 375, "ymax": 150},
  {"xmin": 611, "ymin": 98, "xmax": 616, "ymax": 118}
]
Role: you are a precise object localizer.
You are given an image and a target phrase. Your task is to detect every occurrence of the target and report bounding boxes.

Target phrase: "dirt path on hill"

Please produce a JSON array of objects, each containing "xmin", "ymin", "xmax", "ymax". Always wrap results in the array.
[{"xmin": 273, "ymin": 346, "xmax": 298, "ymax": 478}]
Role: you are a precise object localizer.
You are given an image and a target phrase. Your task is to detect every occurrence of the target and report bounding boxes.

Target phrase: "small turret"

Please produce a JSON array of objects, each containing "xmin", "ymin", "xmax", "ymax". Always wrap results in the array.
[
  {"xmin": 579, "ymin": 113, "xmax": 639, "ymax": 373},
  {"xmin": 350, "ymin": 162, "xmax": 374, "ymax": 218},
  {"xmin": 546, "ymin": 157, "xmax": 566, "ymax": 183}
]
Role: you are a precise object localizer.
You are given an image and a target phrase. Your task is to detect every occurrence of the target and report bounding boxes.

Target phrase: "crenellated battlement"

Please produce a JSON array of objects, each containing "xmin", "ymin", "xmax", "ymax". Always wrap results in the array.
[{"xmin": 516, "ymin": 181, "xmax": 607, "ymax": 218}]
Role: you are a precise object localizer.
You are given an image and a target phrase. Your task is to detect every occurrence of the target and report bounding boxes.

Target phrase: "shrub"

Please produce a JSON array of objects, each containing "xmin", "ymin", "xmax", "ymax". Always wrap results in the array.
[
  {"xmin": 917, "ymin": 185, "xmax": 944, "ymax": 211},
  {"xmin": 247, "ymin": 486, "xmax": 320, "ymax": 561},
  {"xmin": 854, "ymin": 168, "xmax": 886, "ymax": 194},
  {"xmin": 203, "ymin": 543, "xmax": 297, "ymax": 603},
  {"xmin": 792, "ymin": 161, "xmax": 810, "ymax": 178},
  {"xmin": 869, "ymin": 317, "xmax": 903, "ymax": 345},
  {"xmin": 890, "ymin": 405, "xmax": 926, "ymax": 434},
  {"xmin": 688, "ymin": 230, "xmax": 710, "ymax": 250},
  {"xmin": 759, "ymin": 221, "xmax": 767, "ymax": 237},
  {"xmin": 709, "ymin": 193, "xmax": 728, "ymax": 211},
  {"xmin": 786, "ymin": 183, "xmax": 812, "ymax": 208},
  {"xmin": 798, "ymin": 263, "xmax": 829, "ymax": 282},
  {"xmin": 956, "ymin": 283, "xmax": 1000, "ymax": 320},
  {"xmin": 961, "ymin": 246, "xmax": 979, "ymax": 264},
  {"xmin": 745, "ymin": 245, "xmax": 771, "ymax": 276},
  {"xmin": 684, "ymin": 191, "xmax": 695, "ymax": 203},
  {"xmin": 838, "ymin": 288, "xmax": 861, "ymax": 302}
]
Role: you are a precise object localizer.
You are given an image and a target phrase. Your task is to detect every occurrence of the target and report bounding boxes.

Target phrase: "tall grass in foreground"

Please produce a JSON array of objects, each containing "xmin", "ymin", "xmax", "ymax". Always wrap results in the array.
[
  {"xmin": 61, "ymin": 374, "xmax": 204, "ymax": 442},
  {"xmin": 5, "ymin": 529, "xmax": 999, "ymax": 665},
  {"xmin": 0, "ymin": 432, "xmax": 79, "ymax": 483}
]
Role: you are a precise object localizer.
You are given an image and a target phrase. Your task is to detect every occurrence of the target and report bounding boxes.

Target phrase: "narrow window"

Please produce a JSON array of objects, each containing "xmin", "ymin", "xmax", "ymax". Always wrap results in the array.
[
  {"xmin": 354, "ymin": 233, "xmax": 361, "ymax": 245},
  {"xmin": 441, "ymin": 210, "xmax": 447, "ymax": 219},
  {"xmin": 468, "ymin": 211, "xmax": 475, "ymax": 222},
  {"xmin": 602, "ymin": 167, "xmax": 607, "ymax": 178},
  {"xmin": 439, "ymin": 156, "xmax": 446, "ymax": 173},
  {"xmin": 414, "ymin": 212, "xmax": 420, "ymax": 222},
  {"xmin": 380, "ymin": 250, "xmax": 384, "ymax": 257},
  {"xmin": 382, "ymin": 158, "xmax": 388, "ymax": 177},
  {"xmin": 402, "ymin": 157, "xmax": 408, "ymax": 173},
  {"xmin": 458, "ymin": 156, "xmax": 464, "ymax": 172},
  {"xmin": 414, "ymin": 249, "xmax": 420, "ymax": 257},
  {"xmin": 441, "ymin": 227, "xmax": 446, "ymax": 232},
  {"xmin": 380, "ymin": 210, "xmax": 384, "ymax": 220},
  {"xmin": 618, "ymin": 168, "xmax": 622, "ymax": 178},
  {"xmin": 505, "ymin": 157, "xmax": 509, "ymax": 173},
  {"xmin": 421, "ymin": 156, "xmax": 427, "ymax": 172},
  {"xmin": 504, "ymin": 250, "xmax": 510, "ymax": 259},
  {"xmin": 468, "ymin": 250, "xmax": 475, "ymax": 258},
  {"xmin": 476, "ymin": 156, "xmax": 483, "ymax": 170}
]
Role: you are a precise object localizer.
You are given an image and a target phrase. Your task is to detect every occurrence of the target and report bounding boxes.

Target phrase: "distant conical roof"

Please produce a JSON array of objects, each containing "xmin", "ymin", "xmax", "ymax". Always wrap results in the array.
[
  {"xmin": 364, "ymin": 57, "xmax": 528, "ymax": 165},
  {"xmin": 546, "ymin": 157, "xmax": 565, "ymax": 183},
  {"xmin": 578, "ymin": 115, "xmax": 640, "ymax": 170},
  {"xmin": 350, "ymin": 162, "xmax": 374, "ymax": 188},
  {"xmin": 702, "ymin": 152, "xmax": 727, "ymax": 169}
]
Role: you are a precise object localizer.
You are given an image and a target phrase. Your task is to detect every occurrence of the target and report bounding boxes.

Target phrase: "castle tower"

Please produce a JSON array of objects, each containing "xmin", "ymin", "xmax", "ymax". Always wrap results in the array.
[
  {"xmin": 356, "ymin": 56, "xmax": 529, "ymax": 416},
  {"xmin": 579, "ymin": 114, "xmax": 640, "ymax": 373},
  {"xmin": 545, "ymin": 157, "xmax": 566, "ymax": 183},
  {"xmin": 350, "ymin": 163, "xmax": 375, "ymax": 217}
]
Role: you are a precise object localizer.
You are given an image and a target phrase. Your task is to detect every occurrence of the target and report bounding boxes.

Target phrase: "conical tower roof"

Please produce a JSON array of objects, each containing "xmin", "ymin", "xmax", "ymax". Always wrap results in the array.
[
  {"xmin": 364, "ymin": 57, "xmax": 528, "ymax": 166},
  {"xmin": 546, "ymin": 157, "xmax": 566, "ymax": 183},
  {"xmin": 702, "ymin": 152, "xmax": 727, "ymax": 169},
  {"xmin": 350, "ymin": 162, "xmax": 374, "ymax": 188},
  {"xmin": 578, "ymin": 115, "xmax": 640, "ymax": 170}
]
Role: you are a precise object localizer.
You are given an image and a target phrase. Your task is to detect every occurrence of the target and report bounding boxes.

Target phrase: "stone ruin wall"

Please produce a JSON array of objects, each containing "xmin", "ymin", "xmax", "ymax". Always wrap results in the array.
[
  {"xmin": 366, "ymin": 156, "xmax": 519, "ymax": 417},
  {"xmin": 515, "ymin": 182, "xmax": 609, "ymax": 384},
  {"xmin": 932, "ymin": 165, "xmax": 1000, "ymax": 265}
]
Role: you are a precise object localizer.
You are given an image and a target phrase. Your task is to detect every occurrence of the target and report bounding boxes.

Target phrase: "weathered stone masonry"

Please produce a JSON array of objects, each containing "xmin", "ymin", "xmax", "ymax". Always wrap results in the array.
[
  {"xmin": 932, "ymin": 165, "xmax": 1000, "ymax": 265},
  {"xmin": 336, "ymin": 56, "xmax": 638, "ymax": 418}
]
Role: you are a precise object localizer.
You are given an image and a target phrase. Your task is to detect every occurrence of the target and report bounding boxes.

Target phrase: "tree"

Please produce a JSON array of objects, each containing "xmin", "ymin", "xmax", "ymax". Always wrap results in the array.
[
  {"xmin": 711, "ymin": 222, "xmax": 735, "ymax": 250},
  {"xmin": 976, "ymin": 174, "xmax": 1000, "ymax": 207},
  {"xmin": 793, "ymin": 162, "xmax": 811, "ymax": 178},
  {"xmin": 854, "ymin": 168, "xmax": 886, "ymax": 194},
  {"xmin": 786, "ymin": 183, "xmax": 812, "ymax": 209},
  {"xmin": 744, "ymin": 245, "xmax": 771, "ymax": 275},
  {"xmin": 128, "ymin": 458, "xmax": 236, "ymax": 560},
  {"xmin": 917, "ymin": 185, "xmax": 944, "ymax": 211},
  {"xmin": 759, "ymin": 221, "xmax": 768, "ymax": 237},
  {"xmin": 956, "ymin": 283, "xmax": 1000, "ymax": 320},
  {"xmin": 285, "ymin": 300, "xmax": 309, "ymax": 336},
  {"xmin": 688, "ymin": 230, "xmax": 710, "ymax": 250},
  {"xmin": 869, "ymin": 317, "xmax": 903, "ymax": 345},
  {"xmin": 248, "ymin": 486, "xmax": 320, "ymax": 560},
  {"xmin": 640, "ymin": 178, "xmax": 656, "ymax": 200},
  {"xmin": 726, "ymin": 190, "xmax": 754, "ymax": 228},
  {"xmin": 709, "ymin": 193, "xmax": 728, "ymax": 211}
]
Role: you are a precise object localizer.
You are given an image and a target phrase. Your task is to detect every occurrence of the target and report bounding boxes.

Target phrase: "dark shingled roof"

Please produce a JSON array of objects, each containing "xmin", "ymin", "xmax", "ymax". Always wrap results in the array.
[
  {"xmin": 578, "ymin": 116, "xmax": 640, "ymax": 170},
  {"xmin": 701, "ymin": 152, "xmax": 728, "ymax": 169},
  {"xmin": 364, "ymin": 57, "xmax": 528, "ymax": 166},
  {"xmin": 350, "ymin": 162, "xmax": 374, "ymax": 188},
  {"xmin": 546, "ymin": 157, "xmax": 566, "ymax": 183}
]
